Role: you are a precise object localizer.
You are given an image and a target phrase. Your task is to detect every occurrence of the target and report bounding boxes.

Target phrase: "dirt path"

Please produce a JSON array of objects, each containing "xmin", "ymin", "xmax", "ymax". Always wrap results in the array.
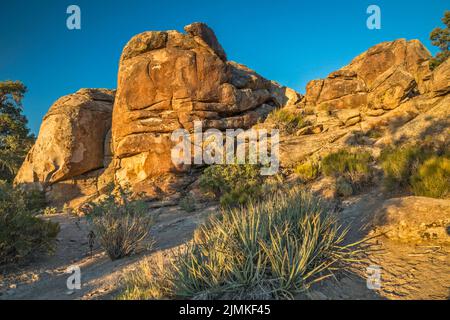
[
  {"xmin": 0, "ymin": 205, "xmax": 216, "ymax": 300},
  {"xmin": 308, "ymin": 189, "xmax": 450, "ymax": 300}
]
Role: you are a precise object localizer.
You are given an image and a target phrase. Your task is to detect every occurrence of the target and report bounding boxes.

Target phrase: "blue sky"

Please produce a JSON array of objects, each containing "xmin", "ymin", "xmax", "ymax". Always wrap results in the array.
[{"xmin": 0, "ymin": 0, "xmax": 448, "ymax": 134}]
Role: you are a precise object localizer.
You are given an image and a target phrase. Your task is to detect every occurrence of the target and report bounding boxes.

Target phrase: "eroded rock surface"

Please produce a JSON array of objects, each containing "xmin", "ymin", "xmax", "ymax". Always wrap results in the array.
[
  {"xmin": 15, "ymin": 89, "xmax": 115, "ymax": 207},
  {"xmin": 112, "ymin": 22, "xmax": 297, "ymax": 196}
]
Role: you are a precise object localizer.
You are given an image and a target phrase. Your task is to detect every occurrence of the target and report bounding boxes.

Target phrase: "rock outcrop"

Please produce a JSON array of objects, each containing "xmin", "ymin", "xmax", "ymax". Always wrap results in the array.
[
  {"xmin": 111, "ymin": 22, "xmax": 296, "ymax": 196},
  {"xmin": 370, "ymin": 197, "xmax": 450, "ymax": 244},
  {"xmin": 304, "ymin": 39, "xmax": 432, "ymax": 112},
  {"xmin": 15, "ymin": 89, "xmax": 115, "ymax": 207},
  {"xmin": 15, "ymin": 23, "xmax": 299, "ymax": 205},
  {"xmin": 279, "ymin": 39, "xmax": 449, "ymax": 166},
  {"xmin": 13, "ymin": 23, "xmax": 450, "ymax": 207}
]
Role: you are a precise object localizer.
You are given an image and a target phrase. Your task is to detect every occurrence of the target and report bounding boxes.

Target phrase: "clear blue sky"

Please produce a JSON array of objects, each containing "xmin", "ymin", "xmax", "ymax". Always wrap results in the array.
[{"xmin": 1, "ymin": 0, "xmax": 448, "ymax": 134}]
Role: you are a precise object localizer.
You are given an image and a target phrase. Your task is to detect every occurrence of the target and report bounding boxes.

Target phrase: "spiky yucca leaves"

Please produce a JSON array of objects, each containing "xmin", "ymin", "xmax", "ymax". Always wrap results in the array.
[{"xmin": 119, "ymin": 189, "xmax": 358, "ymax": 300}]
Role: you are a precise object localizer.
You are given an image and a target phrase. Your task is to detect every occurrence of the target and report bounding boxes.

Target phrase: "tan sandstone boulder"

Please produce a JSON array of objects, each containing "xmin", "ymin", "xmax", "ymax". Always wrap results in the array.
[
  {"xmin": 429, "ymin": 58, "xmax": 450, "ymax": 96},
  {"xmin": 15, "ymin": 88, "xmax": 115, "ymax": 206},
  {"xmin": 112, "ymin": 22, "xmax": 298, "ymax": 196}
]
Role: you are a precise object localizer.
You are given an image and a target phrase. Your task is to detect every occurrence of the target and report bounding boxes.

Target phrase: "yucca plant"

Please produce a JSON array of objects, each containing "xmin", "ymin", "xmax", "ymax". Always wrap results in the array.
[{"xmin": 119, "ymin": 188, "xmax": 360, "ymax": 300}]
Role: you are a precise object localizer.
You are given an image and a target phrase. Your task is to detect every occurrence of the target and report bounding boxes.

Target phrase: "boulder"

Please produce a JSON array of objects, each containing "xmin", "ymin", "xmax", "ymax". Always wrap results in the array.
[
  {"xmin": 15, "ymin": 89, "xmax": 115, "ymax": 206},
  {"xmin": 112, "ymin": 22, "xmax": 298, "ymax": 196},
  {"xmin": 429, "ymin": 58, "xmax": 450, "ymax": 96},
  {"xmin": 371, "ymin": 197, "xmax": 450, "ymax": 244}
]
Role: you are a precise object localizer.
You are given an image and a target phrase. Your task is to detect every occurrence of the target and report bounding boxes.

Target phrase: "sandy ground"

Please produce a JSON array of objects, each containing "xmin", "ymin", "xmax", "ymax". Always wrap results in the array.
[{"xmin": 1, "ymin": 191, "xmax": 449, "ymax": 300}]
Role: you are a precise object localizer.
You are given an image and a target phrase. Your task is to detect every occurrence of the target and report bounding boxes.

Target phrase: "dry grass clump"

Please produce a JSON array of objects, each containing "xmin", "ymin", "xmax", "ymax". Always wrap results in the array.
[
  {"xmin": 267, "ymin": 108, "xmax": 308, "ymax": 134},
  {"xmin": 84, "ymin": 186, "xmax": 155, "ymax": 261},
  {"xmin": 118, "ymin": 188, "xmax": 360, "ymax": 300},
  {"xmin": 321, "ymin": 149, "xmax": 373, "ymax": 195},
  {"xmin": 294, "ymin": 160, "xmax": 321, "ymax": 182},
  {"xmin": 410, "ymin": 156, "xmax": 450, "ymax": 198}
]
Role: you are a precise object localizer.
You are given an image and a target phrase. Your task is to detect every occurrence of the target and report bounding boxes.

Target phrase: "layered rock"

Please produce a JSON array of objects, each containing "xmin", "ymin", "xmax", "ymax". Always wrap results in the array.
[
  {"xmin": 15, "ymin": 89, "xmax": 115, "ymax": 207},
  {"xmin": 303, "ymin": 40, "xmax": 432, "ymax": 125},
  {"xmin": 112, "ymin": 22, "xmax": 297, "ymax": 195},
  {"xmin": 279, "ymin": 40, "xmax": 448, "ymax": 166}
]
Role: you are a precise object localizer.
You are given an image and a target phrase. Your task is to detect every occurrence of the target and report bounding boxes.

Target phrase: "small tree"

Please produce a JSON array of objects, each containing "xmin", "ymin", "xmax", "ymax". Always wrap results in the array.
[
  {"xmin": 0, "ymin": 81, "xmax": 35, "ymax": 181},
  {"xmin": 430, "ymin": 11, "xmax": 450, "ymax": 69}
]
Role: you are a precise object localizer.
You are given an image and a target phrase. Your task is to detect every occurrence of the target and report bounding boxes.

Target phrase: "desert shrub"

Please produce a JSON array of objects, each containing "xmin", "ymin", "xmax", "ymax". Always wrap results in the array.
[
  {"xmin": 294, "ymin": 160, "xmax": 321, "ymax": 182},
  {"xmin": 267, "ymin": 108, "xmax": 308, "ymax": 134},
  {"xmin": 199, "ymin": 163, "xmax": 264, "ymax": 207},
  {"xmin": 14, "ymin": 187, "xmax": 47, "ymax": 214},
  {"xmin": 85, "ymin": 186, "xmax": 155, "ymax": 261},
  {"xmin": 379, "ymin": 145, "xmax": 432, "ymax": 191},
  {"xmin": 410, "ymin": 156, "xmax": 450, "ymax": 198},
  {"xmin": 0, "ymin": 182, "xmax": 59, "ymax": 265},
  {"xmin": 119, "ymin": 189, "xmax": 359, "ymax": 300},
  {"xmin": 322, "ymin": 149, "xmax": 373, "ymax": 192},
  {"xmin": 179, "ymin": 194, "xmax": 196, "ymax": 213}
]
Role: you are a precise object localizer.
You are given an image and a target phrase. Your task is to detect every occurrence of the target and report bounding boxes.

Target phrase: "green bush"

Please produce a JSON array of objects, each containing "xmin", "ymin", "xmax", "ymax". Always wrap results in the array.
[
  {"xmin": 0, "ymin": 182, "xmax": 59, "ymax": 265},
  {"xmin": 294, "ymin": 160, "xmax": 321, "ymax": 182},
  {"xmin": 85, "ymin": 186, "xmax": 155, "ymax": 261},
  {"xmin": 199, "ymin": 163, "xmax": 263, "ymax": 207},
  {"xmin": 15, "ymin": 187, "xmax": 47, "ymax": 214},
  {"xmin": 267, "ymin": 108, "xmax": 308, "ymax": 134},
  {"xmin": 118, "ymin": 189, "xmax": 359, "ymax": 300},
  {"xmin": 411, "ymin": 156, "xmax": 450, "ymax": 198},
  {"xmin": 379, "ymin": 145, "xmax": 432, "ymax": 191},
  {"xmin": 179, "ymin": 194, "xmax": 196, "ymax": 213},
  {"xmin": 322, "ymin": 149, "xmax": 373, "ymax": 192}
]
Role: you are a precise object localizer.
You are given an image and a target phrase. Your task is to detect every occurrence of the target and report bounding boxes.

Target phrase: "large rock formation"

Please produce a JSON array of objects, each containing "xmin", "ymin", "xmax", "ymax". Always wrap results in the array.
[
  {"xmin": 304, "ymin": 39, "xmax": 432, "ymax": 112},
  {"xmin": 111, "ymin": 22, "xmax": 297, "ymax": 196},
  {"xmin": 15, "ymin": 89, "xmax": 115, "ymax": 207},
  {"xmin": 15, "ymin": 23, "xmax": 299, "ymax": 205},
  {"xmin": 279, "ymin": 39, "xmax": 449, "ymax": 166},
  {"xmin": 13, "ymin": 23, "xmax": 450, "ymax": 207}
]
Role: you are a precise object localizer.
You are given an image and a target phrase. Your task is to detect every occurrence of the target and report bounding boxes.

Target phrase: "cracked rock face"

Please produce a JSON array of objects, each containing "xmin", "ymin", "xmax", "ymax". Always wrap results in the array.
[
  {"xmin": 304, "ymin": 39, "xmax": 432, "ymax": 112},
  {"xmin": 111, "ymin": 22, "xmax": 295, "ymax": 195}
]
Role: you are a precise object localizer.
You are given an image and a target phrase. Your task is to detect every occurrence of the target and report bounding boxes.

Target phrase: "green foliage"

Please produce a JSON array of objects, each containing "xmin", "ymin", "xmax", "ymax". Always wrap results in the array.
[
  {"xmin": 379, "ymin": 142, "xmax": 450, "ymax": 198},
  {"xmin": 268, "ymin": 108, "xmax": 308, "ymax": 134},
  {"xmin": 0, "ymin": 181, "xmax": 59, "ymax": 265},
  {"xmin": 179, "ymin": 194, "xmax": 196, "ymax": 213},
  {"xmin": 380, "ymin": 145, "xmax": 431, "ymax": 191},
  {"xmin": 0, "ymin": 81, "xmax": 35, "ymax": 181},
  {"xmin": 410, "ymin": 156, "xmax": 450, "ymax": 199},
  {"xmin": 84, "ymin": 186, "xmax": 155, "ymax": 261},
  {"xmin": 118, "ymin": 189, "xmax": 358, "ymax": 300},
  {"xmin": 294, "ymin": 160, "xmax": 321, "ymax": 182},
  {"xmin": 430, "ymin": 10, "xmax": 450, "ymax": 69},
  {"xmin": 199, "ymin": 163, "xmax": 263, "ymax": 207},
  {"xmin": 322, "ymin": 149, "xmax": 373, "ymax": 192}
]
